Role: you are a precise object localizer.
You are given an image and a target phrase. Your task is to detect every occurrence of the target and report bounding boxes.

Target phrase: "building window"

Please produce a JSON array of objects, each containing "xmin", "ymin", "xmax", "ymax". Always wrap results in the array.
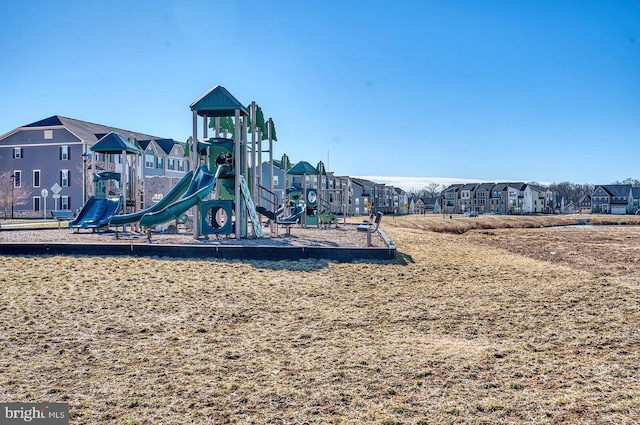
[
  {"xmin": 61, "ymin": 169, "xmax": 69, "ymax": 187},
  {"xmin": 13, "ymin": 147, "xmax": 22, "ymax": 159},
  {"xmin": 44, "ymin": 130, "xmax": 53, "ymax": 139},
  {"xmin": 33, "ymin": 170, "xmax": 41, "ymax": 188},
  {"xmin": 273, "ymin": 175, "xmax": 279, "ymax": 186},
  {"xmin": 60, "ymin": 146, "xmax": 70, "ymax": 160},
  {"xmin": 13, "ymin": 171, "xmax": 21, "ymax": 187},
  {"xmin": 145, "ymin": 154, "xmax": 154, "ymax": 168},
  {"xmin": 33, "ymin": 197, "xmax": 41, "ymax": 211},
  {"xmin": 177, "ymin": 160, "xmax": 185, "ymax": 171},
  {"xmin": 168, "ymin": 159, "xmax": 175, "ymax": 170},
  {"xmin": 61, "ymin": 196, "xmax": 70, "ymax": 210},
  {"xmin": 156, "ymin": 157, "xmax": 164, "ymax": 169}
]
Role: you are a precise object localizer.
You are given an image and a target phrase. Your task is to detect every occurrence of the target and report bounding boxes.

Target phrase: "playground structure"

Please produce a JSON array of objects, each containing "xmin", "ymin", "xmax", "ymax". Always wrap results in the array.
[
  {"xmin": 275, "ymin": 157, "xmax": 343, "ymax": 229},
  {"xmin": 69, "ymin": 85, "xmax": 361, "ymax": 239},
  {"xmin": 70, "ymin": 86, "xmax": 281, "ymax": 239},
  {"xmin": 70, "ymin": 132, "xmax": 139, "ymax": 230}
]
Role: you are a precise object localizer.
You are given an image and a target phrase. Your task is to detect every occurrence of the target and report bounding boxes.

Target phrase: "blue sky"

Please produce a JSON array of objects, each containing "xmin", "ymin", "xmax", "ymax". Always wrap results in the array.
[{"xmin": 1, "ymin": 0, "xmax": 639, "ymax": 190}]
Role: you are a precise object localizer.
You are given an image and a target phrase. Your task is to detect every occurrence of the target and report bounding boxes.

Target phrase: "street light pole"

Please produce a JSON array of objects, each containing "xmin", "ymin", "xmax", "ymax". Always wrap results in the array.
[
  {"xmin": 10, "ymin": 174, "xmax": 15, "ymax": 219},
  {"xmin": 82, "ymin": 151, "xmax": 88, "ymax": 204}
]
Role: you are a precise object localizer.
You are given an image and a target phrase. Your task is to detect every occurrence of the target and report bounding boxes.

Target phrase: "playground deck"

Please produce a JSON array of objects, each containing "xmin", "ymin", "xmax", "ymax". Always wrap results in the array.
[{"xmin": 0, "ymin": 224, "xmax": 396, "ymax": 262}]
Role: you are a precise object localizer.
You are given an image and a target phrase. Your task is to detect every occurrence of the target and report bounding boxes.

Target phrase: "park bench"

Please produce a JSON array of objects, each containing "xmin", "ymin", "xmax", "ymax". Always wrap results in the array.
[
  {"xmin": 51, "ymin": 210, "xmax": 75, "ymax": 229},
  {"xmin": 357, "ymin": 211, "xmax": 383, "ymax": 247}
]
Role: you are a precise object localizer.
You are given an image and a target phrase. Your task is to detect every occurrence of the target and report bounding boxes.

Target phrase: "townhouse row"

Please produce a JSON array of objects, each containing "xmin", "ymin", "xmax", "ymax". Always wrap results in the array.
[{"xmin": 426, "ymin": 182, "xmax": 640, "ymax": 215}]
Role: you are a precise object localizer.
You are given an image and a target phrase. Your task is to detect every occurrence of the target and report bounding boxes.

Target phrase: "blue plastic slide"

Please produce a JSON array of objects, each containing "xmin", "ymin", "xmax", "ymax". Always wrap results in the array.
[
  {"xmin": 139, "ymin": 165, "xmax": 219, "ymax": 228},
  {"xmin": 278, "ymin": 204, "xmax": 304, "ymax": 224},
  {"xmin": 109, "ymin": 170, "xmax": 194, "ymax": 226},
  {"xmin": 69, "ymin": 196, "xmax": 123, "ymax": 230}
]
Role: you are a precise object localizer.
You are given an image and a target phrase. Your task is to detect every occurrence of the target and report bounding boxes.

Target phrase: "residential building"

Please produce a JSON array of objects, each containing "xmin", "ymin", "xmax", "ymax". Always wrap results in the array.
[
  {"xmin": 415, "ymin": 197, "xmax": 440, "ymax": 214},
  {"xmin": 578, "ymin": 195, "xmax": 592, "ymax": 213},
  {"xmin": 490, "ymin": 183, "xmax": 509, "ymax": 214},
  {"xmin": 506, "ymin": 183, "xmax": 526, "ymax": 214},
  {"xmin": 523, "ymin": 184, "xmax": 550, "ymax": 213},
  {"xmin": 443, "ymin": 184, "xmax": 463, "ymax": 214},
  {"xmin": 0, "ymin": 115, "xmax": 181, "ymax": 217},
  {"xmin": 473, "ymin": 183, "xmax": 494, "ymax": 213},
  {"xmin": 633, "ymin": 188, "xmax": 640, "ymax": 214},
  {"xmin": 591, "ymin": 185, "xmax": 633, "ymax": 214},
  {"xmin": 393, "ymin": 187, "xmax": 409, "ymax": 215},
  {"xmin": 458, "ymin": 183, "xmax": 477, "ymax": 213},
  {"xmin": 351, "ymin": 178, "xmax": 375, "ymax": 215}
]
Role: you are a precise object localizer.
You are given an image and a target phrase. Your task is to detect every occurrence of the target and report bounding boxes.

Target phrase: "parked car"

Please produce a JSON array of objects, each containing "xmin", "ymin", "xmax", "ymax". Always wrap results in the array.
[{"xmin": 465, "ymin": 211, "xmax": 479, "ymax": 217}]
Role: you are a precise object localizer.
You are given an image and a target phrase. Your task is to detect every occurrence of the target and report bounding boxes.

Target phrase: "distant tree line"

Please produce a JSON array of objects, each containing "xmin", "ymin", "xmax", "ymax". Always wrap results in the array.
[
  {"xmin": 544, "ymin": 182, "xmax": 594, "ymax": 204},
  {"xmin": 408, "ymin": 178, "xmax": 640, "ymax": 205}
]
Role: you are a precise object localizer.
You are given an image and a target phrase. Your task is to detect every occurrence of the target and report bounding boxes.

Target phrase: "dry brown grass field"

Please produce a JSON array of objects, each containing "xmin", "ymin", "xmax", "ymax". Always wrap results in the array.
[{"xmin": 1, "ymin": 215, "xmax": 640, "ymax": 424}]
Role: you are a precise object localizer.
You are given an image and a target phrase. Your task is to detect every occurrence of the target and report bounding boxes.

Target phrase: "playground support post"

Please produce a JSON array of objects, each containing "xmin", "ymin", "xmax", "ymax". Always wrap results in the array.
[
  {"xmin": 250, "ymin": 102, "xmax": 257, "ymax": 199},
  {"xmin": 242, "ymin": 111, "xmax": 249, "ymax": 236},
  {"xmin": 192, "ymin": 110, "xmax": 200, "ymax": 239},
  {"xmin": 268, "ymin": 119, "xmax": 275, "ymax": 234},
  {"xmin": 234, "ymin": 109, "xmax": 242, "ymax": 239}
]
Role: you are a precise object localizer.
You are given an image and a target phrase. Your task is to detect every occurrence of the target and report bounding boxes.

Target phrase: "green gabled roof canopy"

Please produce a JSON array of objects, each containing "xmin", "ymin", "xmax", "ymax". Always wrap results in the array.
[
  {"xmin": 287, "ymin": 161, "xmax": 320, "ymax": 175},
  {"xmin": 90, "ymin": 132, "xmax": 141, "ymax": 154},
  {"xmin": 190, "ymin": 85, "xmax": 249, "ymax": 117}
]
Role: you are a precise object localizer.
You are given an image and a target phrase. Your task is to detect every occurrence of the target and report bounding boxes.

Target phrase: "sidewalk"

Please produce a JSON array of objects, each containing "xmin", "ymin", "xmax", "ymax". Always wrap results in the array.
[{"xmin": 0, "ymin": 220, "xmax": 65, "ymax": 230}]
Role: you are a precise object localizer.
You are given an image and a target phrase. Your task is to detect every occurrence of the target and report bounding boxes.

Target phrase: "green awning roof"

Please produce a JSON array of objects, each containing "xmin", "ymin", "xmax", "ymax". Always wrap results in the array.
[
  {"xmin": 190, "ymin": 85, "xmax": 249, "ymax": 117},
  {"xmin": 90, "ymin": 132, "xmax": 141, "ymax": 154},
  {"xmin": 287, "ymin": 161, "xmax": 320, "ymax": 175}
]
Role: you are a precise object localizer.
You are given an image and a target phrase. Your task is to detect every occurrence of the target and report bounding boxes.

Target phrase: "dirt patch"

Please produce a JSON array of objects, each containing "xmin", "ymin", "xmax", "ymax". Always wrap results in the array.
[{"xmin": 465, "ymin": 226, "xmax": 640, "ymax": 289}]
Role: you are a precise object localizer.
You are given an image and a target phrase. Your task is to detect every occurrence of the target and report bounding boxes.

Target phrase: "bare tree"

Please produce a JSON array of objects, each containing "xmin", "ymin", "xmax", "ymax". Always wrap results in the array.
[
  {"xmin": 548, "ymin": 181, "xmax": 595, "ymax": 204},
  {"xmin": 0, "ymin": 172, "xmax": 31, "ymax": 218},
  {"xmin": 426, "ymin": 182, "xmax": 442, "ymax": 198},
  {"xmin": 614, "ymin": 177, "xmax": 640, "ymax": 187}
]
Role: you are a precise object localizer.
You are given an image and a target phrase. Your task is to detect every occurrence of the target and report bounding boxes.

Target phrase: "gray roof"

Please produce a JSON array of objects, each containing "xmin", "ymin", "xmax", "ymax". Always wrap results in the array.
[
  {"xmin": 527, "ymin": 184, "xmax": 548, "ymax": 192},
  {"xmin": 421, "ymin": 197, "xmax": 438, "ymax": 206},
  {"xmin": 600, "ymin": 184, "xmax": 632, "ymax": 198},
  {"xmin": 445, "ymin": 184, "xmax": 463, "ymax": 192},
  {"xmin": 138, "ymin": 138, "xmax": 181, "ymax": 155},
  {"xmin": 22, "ymin": 115, "xmax": 162, "ymax": 144},
  {"xmin": 507, "ymin": 182, "xmax": 527, "ymax": 190},
  {"xmin": 351, "ymin": 178, "xmax": 376, "ymax": 188},
  {"xmin": 492, "ymin": 183, "xmax": 509, "ymax": 191},
  {"xmin": 475, "ymin": 183, "xmax": 495, "ymax": 191}
]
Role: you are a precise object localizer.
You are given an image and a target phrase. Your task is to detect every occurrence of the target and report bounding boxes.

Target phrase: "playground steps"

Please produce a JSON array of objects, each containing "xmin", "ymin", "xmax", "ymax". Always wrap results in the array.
[{"xmin": 255, "ymin": 206, "xmax": 276, "ymax": 220}]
